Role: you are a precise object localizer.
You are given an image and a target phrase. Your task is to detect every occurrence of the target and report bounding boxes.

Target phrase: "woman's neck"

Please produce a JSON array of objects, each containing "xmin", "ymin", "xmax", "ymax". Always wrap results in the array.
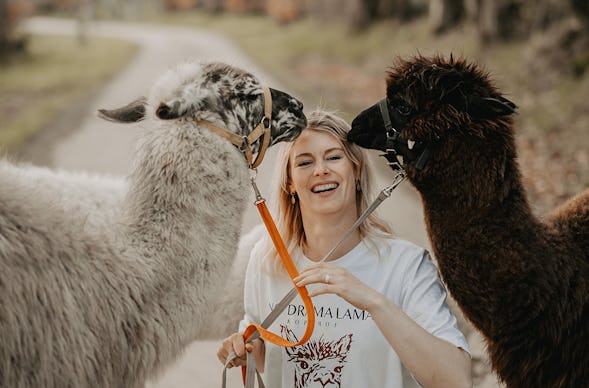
[{"xmin": 301, "ymin": 212, "xmax": 361, "ymax": 262}]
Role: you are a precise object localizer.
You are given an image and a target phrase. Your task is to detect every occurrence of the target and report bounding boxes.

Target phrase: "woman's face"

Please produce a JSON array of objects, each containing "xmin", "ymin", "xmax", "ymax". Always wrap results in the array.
[{"xmin": 288, "ymin": 129, "xmax": 357, "ymax": 219}]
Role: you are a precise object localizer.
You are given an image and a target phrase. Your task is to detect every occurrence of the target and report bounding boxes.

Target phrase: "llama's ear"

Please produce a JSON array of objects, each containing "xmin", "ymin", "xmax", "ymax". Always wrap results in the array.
[
  {"xmin": 468, "ymin": 96, "xmax": 517, "ymax": 120},
  {"xmin": 156, "ymin": 100, "xmax": 182, "ymax": 120},
  {"xmin": 98, "ymin": 97, "xmax": 146, "ymax": 123}
]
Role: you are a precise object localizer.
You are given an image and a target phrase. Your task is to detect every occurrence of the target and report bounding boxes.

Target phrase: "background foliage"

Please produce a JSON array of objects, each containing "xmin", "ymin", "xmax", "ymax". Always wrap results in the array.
[{"xmin": 1, "ymin": 0, "xmax": 587, "ymax": 215}]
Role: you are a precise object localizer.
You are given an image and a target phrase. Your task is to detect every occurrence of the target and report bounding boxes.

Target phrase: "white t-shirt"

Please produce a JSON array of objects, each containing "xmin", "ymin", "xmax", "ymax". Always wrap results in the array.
[{"xmin": 239, "ymin": 236, "xmax": 469, "ymax": 388}]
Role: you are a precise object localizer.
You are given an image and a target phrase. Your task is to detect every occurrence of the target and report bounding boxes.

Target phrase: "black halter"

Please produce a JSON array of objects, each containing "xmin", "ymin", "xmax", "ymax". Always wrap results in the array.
[{"xmin": 378, "ymin": 98, "xmax": 431, "ymax": 171}]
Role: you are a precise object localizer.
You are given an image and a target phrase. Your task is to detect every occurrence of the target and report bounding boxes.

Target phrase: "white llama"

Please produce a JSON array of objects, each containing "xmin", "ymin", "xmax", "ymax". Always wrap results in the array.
[{"xmin": 0, "ymin": 61, "xmax": 306, "ymax": 388}]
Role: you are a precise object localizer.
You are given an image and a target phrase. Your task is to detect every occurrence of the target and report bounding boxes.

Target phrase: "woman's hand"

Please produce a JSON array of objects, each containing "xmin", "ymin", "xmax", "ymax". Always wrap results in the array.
[
  {"xmin": 216, "ymin": 333, "xmax": 265, "ymax": 371},
  {"xmin": 294, "ymin": 263, "xmax": 384, "ymax": 312},
  {"xmin": 217, "ymin": 333, "xmax": 248, "ymax": 368}
]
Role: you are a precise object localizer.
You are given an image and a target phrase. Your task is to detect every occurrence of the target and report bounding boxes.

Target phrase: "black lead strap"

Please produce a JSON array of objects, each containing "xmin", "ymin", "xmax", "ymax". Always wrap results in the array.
[{"xmin": 378, "ymin": 98, "xmax": 431, "ymax": 171}]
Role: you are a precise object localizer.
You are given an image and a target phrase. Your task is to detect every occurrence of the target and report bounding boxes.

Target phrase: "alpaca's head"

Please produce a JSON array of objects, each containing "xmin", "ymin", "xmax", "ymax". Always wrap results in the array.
[
  {"xmin": 348, "ymin": 55, "xmax": 517, "ymax": 185},
  {"xmin": 98, "ymin": 61, "xmax": 306, "ymax": 153}
]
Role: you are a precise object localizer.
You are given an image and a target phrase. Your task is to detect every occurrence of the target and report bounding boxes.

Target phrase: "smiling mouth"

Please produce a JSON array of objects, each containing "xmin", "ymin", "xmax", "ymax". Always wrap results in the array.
[{"xmin": 312, "ymin": 183, "xmax": 339, "ymax": 193}]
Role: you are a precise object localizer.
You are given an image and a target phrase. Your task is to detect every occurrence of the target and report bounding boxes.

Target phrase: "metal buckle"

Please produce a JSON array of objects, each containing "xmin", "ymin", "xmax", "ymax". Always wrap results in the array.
[
  {"xmin": 240, "ymin": 135, "xmax": 250, "ymax": 152},
  {"xmin": 261, "ymin": 116, "xmax": 270, "ymax": 129}
]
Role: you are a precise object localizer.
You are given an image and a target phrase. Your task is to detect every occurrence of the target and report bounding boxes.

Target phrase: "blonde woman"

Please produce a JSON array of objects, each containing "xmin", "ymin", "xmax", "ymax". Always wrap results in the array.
[{"xmin": 217, "ymin": 110, "xmax": 471, "ymax": 387}]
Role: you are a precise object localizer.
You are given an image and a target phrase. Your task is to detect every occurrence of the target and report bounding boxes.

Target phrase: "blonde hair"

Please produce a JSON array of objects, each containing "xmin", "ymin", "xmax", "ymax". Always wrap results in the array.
[{"xmin": 262, "ymin": 110, "xmax": 393, "ymax": 276}]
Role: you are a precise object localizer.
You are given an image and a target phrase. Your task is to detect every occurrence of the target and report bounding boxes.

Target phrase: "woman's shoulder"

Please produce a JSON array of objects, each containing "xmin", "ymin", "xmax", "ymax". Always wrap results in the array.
[
  {"xmin": 371, "ymin": 236, "xmax": 429, "ymax": 260},
  {"xmin": 364, "ymin": 236, "xmax": 433, "ymax": 278}
]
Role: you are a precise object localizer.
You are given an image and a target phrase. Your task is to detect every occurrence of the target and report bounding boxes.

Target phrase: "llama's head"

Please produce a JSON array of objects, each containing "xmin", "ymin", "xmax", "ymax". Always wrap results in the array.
[
  {"xmin": 348, "ymin": 55, "xmax": 517, "ymax": 186},
  {"xmin": 98, "ymin": 61, "xmax": 306, "ymax": 161},
  {"xmin": 281, "ymin": 325, "xmax": 352, "ymax": 388}
]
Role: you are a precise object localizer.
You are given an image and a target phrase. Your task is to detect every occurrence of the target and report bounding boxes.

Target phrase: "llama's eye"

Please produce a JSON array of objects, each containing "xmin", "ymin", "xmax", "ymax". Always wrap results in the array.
[
  {"xmin": 238, "ymin": 93, "xmax": 257, "ymax": 102},
  {"xmin": 334, "ymin": 366, "xmax": 342, "ymax": 373},
  {"xmin": 299, "ymin": 360, "xmax": 309, "ymax": 370},
  {"xmin": 395, "ymin": 102, "xmax": 411, "ymax": 116}
]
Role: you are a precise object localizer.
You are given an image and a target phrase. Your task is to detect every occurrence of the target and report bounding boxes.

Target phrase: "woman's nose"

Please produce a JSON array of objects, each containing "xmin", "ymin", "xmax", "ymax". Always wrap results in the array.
[{"xmin": 313, "ymin": 161, "xmax": 329, "ymax": 175}]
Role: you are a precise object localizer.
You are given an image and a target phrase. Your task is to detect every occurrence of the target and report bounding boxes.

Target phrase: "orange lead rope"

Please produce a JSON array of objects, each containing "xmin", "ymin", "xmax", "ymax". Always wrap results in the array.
[
  {"xmin": 242, "ymin": 199, "xmax": 316, "ymax": 346},
  {"xmin": 222, "ymin": 170, "xmax": 407, "ymax": 387},
  {"xmin": 239, "ymin": 177, "xmax": 316, "ymax": 386}
]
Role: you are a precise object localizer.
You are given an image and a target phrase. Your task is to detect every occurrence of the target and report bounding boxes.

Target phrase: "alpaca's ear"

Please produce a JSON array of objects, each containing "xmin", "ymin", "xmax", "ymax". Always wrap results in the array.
[
  {"xmin": 98, "ymin": 98, "xmax": 146, "ymax": 123},
  {"xmin": 468, "ymin": 96, "xmax": 517, "ymax": 120}
]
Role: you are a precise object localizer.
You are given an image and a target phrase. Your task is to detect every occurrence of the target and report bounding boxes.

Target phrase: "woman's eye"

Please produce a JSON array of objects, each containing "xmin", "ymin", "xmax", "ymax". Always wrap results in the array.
[
  {"xmin": 296, "ymin": 160, "xmax": 312, "ymax": 167},
  {"xmin": 327, "ymin": 155, "xmax": 342, "ymax": 161}
]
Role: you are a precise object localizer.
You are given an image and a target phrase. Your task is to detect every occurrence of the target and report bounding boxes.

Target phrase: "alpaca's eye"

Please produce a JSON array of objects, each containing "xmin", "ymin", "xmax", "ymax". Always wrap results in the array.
[
  {"xmin": 395, "ymin": 102, "xmax": 411, "ymax": 116},
  {"xmin": 299, "ymin": 360, "xmax": 309, "ymax": 370}
]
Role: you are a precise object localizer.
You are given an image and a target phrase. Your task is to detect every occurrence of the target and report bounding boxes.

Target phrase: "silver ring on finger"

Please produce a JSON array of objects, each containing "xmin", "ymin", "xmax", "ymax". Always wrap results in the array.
[{"xmin": 323, "ymin": 274, "xmax": 331, "ymax": 284}]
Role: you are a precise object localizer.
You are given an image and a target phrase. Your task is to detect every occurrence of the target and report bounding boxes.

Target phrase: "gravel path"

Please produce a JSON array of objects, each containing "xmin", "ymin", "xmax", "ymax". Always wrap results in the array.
[{"xmin": 20, "ymin": 16, "xmax": 500, "ymax": 388}]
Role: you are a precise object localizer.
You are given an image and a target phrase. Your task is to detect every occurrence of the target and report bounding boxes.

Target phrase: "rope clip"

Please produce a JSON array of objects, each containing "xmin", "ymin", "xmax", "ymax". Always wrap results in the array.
[{"xmin": 249, "ymin": 169, "xmax": 265, "ymax": 204}]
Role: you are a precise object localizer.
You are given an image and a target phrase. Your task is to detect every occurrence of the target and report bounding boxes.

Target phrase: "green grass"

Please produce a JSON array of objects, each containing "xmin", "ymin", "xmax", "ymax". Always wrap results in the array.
[{"xmin": 0, "ymin": 34, "xmax": 138, "ymax": 151}]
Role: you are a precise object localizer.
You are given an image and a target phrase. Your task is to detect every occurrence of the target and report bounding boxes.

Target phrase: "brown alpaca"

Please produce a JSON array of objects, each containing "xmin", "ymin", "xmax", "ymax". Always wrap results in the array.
[{"xmin": 348, "ymin": 54, "xmax": 589, "ymax": 388}]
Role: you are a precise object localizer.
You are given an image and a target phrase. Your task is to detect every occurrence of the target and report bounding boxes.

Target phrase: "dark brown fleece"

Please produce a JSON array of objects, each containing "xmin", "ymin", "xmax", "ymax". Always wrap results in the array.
[{"xmin": 349, "ymin": 54, "xmax": 589, "ymax": 388}]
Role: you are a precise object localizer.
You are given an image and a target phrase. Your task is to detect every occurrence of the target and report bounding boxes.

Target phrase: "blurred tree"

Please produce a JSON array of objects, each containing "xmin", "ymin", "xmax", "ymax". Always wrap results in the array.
[
  {"xmin": 0, "ymin": 0, "xmax": 8, "ymax": 56},
  {"xmin": 529, "ymin": 0, "xmax": 589, "ymax": 77},
  {"xmin": 0, "ymin": 0, "xmax": 32, "ymax": 60},
  {"xmin": 200, "ymin": 0, "xmax": 224, "ymax": 13},
  {"xmin": 429, "ymin": 0, "xmax": 464, "ymax": 33},
  {"xmin": 76, "ymin": 0, "xmax": 92, "ymax": 46},
  {"xmin": 224, "ymin": 0, "xmax": 264, "ymax": 13},
  {"xmin": 163, "ymin": 0, "xmax": 198, "ymax": 10},
  {"xmin": 477, "ymin": 0, "xmax": 577, "ymax": 43},
  {"xmin": 571, "ymin": 0, "xmax": 589, "ymax": 24},
  {"xmin": 304, "ymin": 0, "xmax": 426, "ymax": 31},
  {"xmin": 380, "ymin": 0, "xmax": 427, "ymax": 20},
  {"xmin": 267, "ymin": 0, "xmax": 304, "ymax": 24},
  {"xmin": 477, "ymin": 0, "xmax": 501, "ymax": 43}
]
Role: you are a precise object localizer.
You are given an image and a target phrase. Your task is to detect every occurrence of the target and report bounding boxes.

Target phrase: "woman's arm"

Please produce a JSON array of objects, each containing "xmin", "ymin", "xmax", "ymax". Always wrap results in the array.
[
  {"xmin": 295, "ymin": 263, "xmax": 472, "ymax": 388},
  {"xmin": 369, "ymin": 293, "xmax": 471, "ymax": 388}
]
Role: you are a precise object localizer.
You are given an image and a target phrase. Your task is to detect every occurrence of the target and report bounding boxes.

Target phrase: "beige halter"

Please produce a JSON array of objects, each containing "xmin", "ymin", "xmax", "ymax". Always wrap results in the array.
[{"xmin": 196, "ymin": 87, "xmax": 272, "ymax": 169}]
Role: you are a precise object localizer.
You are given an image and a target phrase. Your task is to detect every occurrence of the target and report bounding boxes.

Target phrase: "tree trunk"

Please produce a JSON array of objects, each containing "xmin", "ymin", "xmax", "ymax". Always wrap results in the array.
[
  {"xmin": 477, "ymin": 0, "xmax": 499, "ymax": 43},
  {"xmin": 200, "ymin": 0, "xmax": 224, "ymax": 13},
  {"xmin": 429, "ymin": 0, "xmax": 464, "ymax": 33},
  {"xmin": 76, "ymin": 0, "xmax": 92, "ymax": 46},
  {"xmin": 0, "ymin": 0, "xmax": 8, "ymax": 57},
  {"xmin": 571, "ymin": 0, "xmax": 589, "ymax": 24}
]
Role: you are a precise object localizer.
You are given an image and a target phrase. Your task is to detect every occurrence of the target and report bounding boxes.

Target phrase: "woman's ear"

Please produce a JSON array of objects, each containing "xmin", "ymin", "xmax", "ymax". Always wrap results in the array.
[{"xmin": 353, "ymin": 166, "xmax": 361, "ymax": 182}]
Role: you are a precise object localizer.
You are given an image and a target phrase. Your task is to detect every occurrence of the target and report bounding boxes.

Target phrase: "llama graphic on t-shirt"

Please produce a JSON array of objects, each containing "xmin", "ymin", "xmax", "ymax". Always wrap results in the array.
[{"xmin": 281, "ymin": 325, "xmax": 353, "ymax": 388}]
